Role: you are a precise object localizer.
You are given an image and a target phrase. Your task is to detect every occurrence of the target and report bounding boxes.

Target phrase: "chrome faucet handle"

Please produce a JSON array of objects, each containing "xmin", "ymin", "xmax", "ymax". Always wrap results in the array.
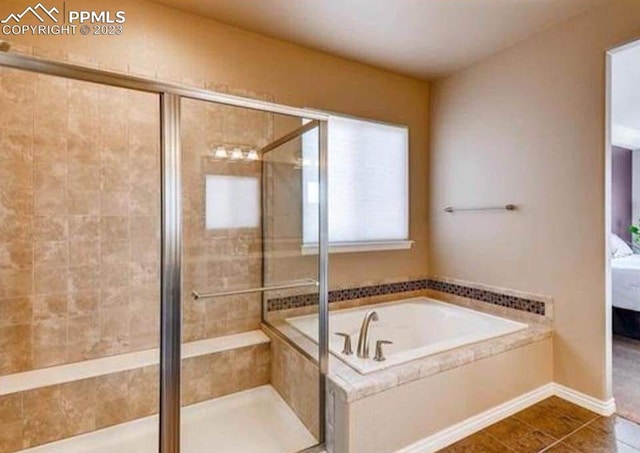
[
  {"xmin": 373, "ymin": 340, "xmax": 393, "ymax": 362},
  {"xmin": 335, "ymin": 332, "xmax": 353, "ymax": 355}
]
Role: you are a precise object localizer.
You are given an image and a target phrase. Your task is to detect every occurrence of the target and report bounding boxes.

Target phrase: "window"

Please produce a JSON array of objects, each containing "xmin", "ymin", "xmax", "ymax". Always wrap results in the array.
[
  {"xmin": 302, "ymin": 114, "xmax": 411, "ymax": 253},
  {"xmin": 205, "ymin": 175, "xmax": 260, "ymax": 230}
]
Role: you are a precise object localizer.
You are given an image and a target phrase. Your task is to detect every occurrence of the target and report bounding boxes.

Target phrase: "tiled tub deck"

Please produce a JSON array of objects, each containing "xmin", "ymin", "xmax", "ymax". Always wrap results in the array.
[{"xmin": 267, "ymin": 279, "xmax": 554, "ymax": 453}]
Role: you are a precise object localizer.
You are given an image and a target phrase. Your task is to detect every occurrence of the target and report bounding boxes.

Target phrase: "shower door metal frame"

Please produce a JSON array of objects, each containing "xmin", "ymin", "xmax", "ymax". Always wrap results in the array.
[
  {"xmin": 259, "ymin": 118, "xmax": 329, "ymax": 448},
  {"xmin": 0, "ymin": 50, "xmax": 330, "ymax": 453}
]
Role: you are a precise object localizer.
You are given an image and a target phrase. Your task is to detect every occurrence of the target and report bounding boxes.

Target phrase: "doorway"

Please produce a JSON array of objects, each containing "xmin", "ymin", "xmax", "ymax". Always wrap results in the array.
[{"xmin": 607, "ymin": 38, "xmax": 640, "ymax": 424}]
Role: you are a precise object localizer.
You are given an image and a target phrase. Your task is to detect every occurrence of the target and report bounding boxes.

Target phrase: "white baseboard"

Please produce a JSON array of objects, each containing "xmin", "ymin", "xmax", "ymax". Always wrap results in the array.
[
  {"xmin": 396, "ymin": 383, "xmax": 616, "ymax": 453},
  {"xmin": 552, "ymin": 383, "xmax": 616, "ymax": 416}
]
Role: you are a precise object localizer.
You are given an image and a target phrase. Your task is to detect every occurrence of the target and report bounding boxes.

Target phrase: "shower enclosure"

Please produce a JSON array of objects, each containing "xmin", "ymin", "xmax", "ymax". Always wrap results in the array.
[{"xmin": 0, "ymin": 49, "xmax": 328, "ymax": 453}]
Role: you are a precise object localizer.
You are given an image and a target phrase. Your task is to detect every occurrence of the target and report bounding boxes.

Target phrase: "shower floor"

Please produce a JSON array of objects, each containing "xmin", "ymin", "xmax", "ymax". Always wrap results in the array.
[{"xmin": 21, "ymin": 385, "xmax": 317, "ymax": 453}]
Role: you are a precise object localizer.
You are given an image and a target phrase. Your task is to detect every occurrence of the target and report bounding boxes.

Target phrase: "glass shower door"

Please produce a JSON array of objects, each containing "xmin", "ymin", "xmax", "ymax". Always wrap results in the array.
[
  {"xmin": 179, "ymin": 97, "xmax": 325, "ymax": 453},
  {"xmin": 0, "ymin": 48, "xmax": 329, "ymax": 453}
]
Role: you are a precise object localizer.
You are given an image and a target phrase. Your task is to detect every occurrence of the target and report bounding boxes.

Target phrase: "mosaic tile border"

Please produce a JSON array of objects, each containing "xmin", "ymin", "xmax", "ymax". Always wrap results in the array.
[{"xmin": 266, "ymin": 278, "xmax": 546, "ymax": 316}]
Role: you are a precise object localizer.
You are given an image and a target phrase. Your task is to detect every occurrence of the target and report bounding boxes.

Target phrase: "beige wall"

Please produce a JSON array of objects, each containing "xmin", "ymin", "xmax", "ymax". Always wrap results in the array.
[
  {"xmin": 0, "ymin": 0, "xmax": 430, "ymax": 288},
  {"xmin": 430, "ymin": 0, "xmax": 640, "ymax": 400}
]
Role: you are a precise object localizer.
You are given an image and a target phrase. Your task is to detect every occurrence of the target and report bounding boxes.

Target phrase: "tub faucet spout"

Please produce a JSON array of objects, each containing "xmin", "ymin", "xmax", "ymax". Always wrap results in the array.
[{"xmin": 356, "ymin": 310, "xmax": 379, "ymax": 358}]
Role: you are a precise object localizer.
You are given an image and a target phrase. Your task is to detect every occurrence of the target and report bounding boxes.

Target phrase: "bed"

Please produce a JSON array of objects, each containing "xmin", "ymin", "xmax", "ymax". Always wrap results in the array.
[{"xmin": 612, "ymin": 254, "xmax": 640, "ymax": 339}]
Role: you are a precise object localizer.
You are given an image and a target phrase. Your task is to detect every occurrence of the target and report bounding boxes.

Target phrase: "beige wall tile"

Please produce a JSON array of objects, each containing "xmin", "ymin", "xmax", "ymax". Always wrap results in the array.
[
  {"xmin": 32, "ymin": 319, "xmax": 67, "ymax": 368},
  {"xmin": 0, "ymin": 129, "xmax": 32, "ymax": 163},
  {"xmin": 67, "ymin": 190, "xmax": 100, "ymax": 216},
  {"xmin": 68, "ymin": 265, "xmax": 100, "ymax": 292},
  {"xmin": 22, "ymin": 386, "xmax": 66, "ymax": 449},
  {"xmin": 127, "ymin": 366, "xmax": 158, "ymax": 420},
  {"xmin": 0, "ymin": 215, "xmax": 32, "ymax": 243},
  {"xmin": 0, "ymin": 74, "xmax": 34, "ymax": 132},
  {"xmin": 0, "ymin": 242, "xmax": 32, "ymax": 271},
  {"xmin": 0, "ymin": 188, "xmax": 32, "ymax": 219},
  {"xmin": 99, "ymin": 262, "xmax": 128, "ymax": 289},
  {"xmin": 128, "ymin": 284, "xmax": 159, "ymax": 349},
  {"xmin": 0, "ymin": 270, "xmax": 33, "ymax": 298},
  {"xmin": 100, "ymin": 190, "xmax": 128, "ymax": 215},
  {"xmin": 100, "ymin": 164, "xmax": 128, "ymax": 192},
  {"xmin": 33, "ymin": 294, "xmax": 66, "ymax": 321},
  {"xmin": 100, "ymin": 241, "xmax": 129, "ymax": 263},
  {"xmin": 0, "ymin": 297, "xmax": 32, "ymax": 327},
  {"xmin": 0, "ymin": 159, "xmax": 32, "ymax": 192},
  {"xmin": 0, "ymin": 324, "xmax": 31, "ymax": 374},
  {"xmin": 130, "ymin": 261, "xmax": 157, "ymax": 287},
  {"xmin": 34, "ymin": 188, "xmax": 66, "ymax": 217},
  {"xmin": 34, "ymin": 266, "xmax": 67, "ymax": 295},
  {"xmin": 129, "ymin": 216, "xmax": 158, "ymax": 239},
  {"xmin": 67, "ymin": 132, "xmax": 98, "ymax": 167},
  {"xmin": 34, "ymin": 241, "xmax": 67, "ymax": 268},
  {"xmin": 100, "ymin": 287, "xmax": 128, "ymax": 310},
  {"xmin": 66, "ymin": 314, "xmax": 100, "ymax": 362},
  {"xmin": 32, "ymin": 133, "xmax": 67, "ymax": 165},
  {"xmin": 269, "ymin": 330, "xmax": 320, "ymax": 438},
  {"xmin": 129, "ymin": 188, "xmax": 158, "ymax": 216},
  {"xmin": 33, "ymin": 76, "xmax": 67, "ymax": 136},
  {"xmin": 182, "ymin": 356, "xmax": 213, "ymax": 406},
  {"xmin": 69, "ymin": 240, "xmax": 100, "ymax": 267},
  {"xmin": 61, "ymin": 378, "xmax": 97, "ymax": 437},
  {"xmin": 68, "ymin": 164, "xmax": 100, "ymax": 192},
  {"xmin": 0, "ymin": 68, "xmax": 35, "ymax": 103},
  {"xmin": 68, "ymin": 215, "xmax": 99, "ymax": 239},
  {"xmin": 0, "ymin": 393, "xmax": 23, "ymax": 453},
  {"xmin": 94, "ymin": 374, "xmax": 130, "ymax": 429},
  {"xmin": 67, "ymin": 291, "xmax": 98, "ymax": 316},
  {"xmin": 130, "ymin": 236, "xmax": 156, "ymax": 263},
  {"xmin": 34, "ymin": 162, "xmax": 65, "ymax": 191},
  {"xmin": 99, "ymin": 307, "xmax": 130, "ymax": 355},
  {"xmin": 100, "ymin": 216, "xmax": 128, "ymax": 241},
  {"xmin": 0, "ymin": 421, "xmax": 22, "ymax": 453},
  {"xmin": 33, "ymin": 216, "xmax": 67, "ymax": 242}
]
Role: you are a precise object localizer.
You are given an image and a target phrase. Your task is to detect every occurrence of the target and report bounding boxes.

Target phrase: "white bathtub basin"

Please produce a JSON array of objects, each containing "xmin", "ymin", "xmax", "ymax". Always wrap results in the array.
[{"xmin": 286, "ymin": 297, "xmax": 528, "ymax": 374}]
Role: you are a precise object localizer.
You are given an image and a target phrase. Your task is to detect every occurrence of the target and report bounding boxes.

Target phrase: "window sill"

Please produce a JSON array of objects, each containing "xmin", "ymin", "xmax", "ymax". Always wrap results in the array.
[{"xmin": 301, "ymin": 240, "xmax": 414, "ymax": 255}]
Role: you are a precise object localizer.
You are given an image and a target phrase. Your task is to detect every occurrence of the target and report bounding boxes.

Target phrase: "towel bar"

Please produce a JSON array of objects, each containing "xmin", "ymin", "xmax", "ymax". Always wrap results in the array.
[{"xmin": 444, "ymin": 204, "xmax": 517, "ymax": 213}]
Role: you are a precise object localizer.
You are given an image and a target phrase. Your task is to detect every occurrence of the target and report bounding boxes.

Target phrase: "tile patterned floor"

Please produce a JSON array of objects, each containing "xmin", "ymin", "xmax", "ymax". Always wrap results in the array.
[
  {"xmin": 439, "ymin": 396, "xmax": 640, "ymax": 452},
  {"xmin": 613, "ymin": 335, "xmax": 640, "ymax": 424}
]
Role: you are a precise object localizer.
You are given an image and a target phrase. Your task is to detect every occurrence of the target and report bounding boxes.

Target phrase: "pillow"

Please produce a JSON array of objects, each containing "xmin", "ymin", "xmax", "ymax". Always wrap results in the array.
[{"xmin": 611, "ymin": 234, "xmax": 633, "ymax": 258}]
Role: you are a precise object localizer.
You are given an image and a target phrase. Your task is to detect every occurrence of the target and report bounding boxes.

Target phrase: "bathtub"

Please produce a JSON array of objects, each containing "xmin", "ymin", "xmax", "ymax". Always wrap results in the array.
[{"xmin": 286, "ymin": 297, "xmax": 528, "ymax": 374}]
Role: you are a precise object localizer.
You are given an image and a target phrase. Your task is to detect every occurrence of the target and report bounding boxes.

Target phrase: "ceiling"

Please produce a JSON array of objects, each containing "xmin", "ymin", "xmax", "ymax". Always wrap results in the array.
[
  {"xmin": 613, "ymin": 46, "xmax": 640, "ymax": 150},
  {"xmin": 153, "ymin": 0, "xmax": 603, "ymax": 80}
]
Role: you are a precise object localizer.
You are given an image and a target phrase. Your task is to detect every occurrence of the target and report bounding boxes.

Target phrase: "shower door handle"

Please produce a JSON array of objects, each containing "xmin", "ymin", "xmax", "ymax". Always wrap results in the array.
[{"xmin": 191, "ymin": 278, "xmax": 319, "ymax": 300}]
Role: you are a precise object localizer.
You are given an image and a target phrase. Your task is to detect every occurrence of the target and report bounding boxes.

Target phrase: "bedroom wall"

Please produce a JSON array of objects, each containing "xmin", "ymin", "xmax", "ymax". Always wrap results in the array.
[
  {"xmin": 0, "ymin": 0, "xmax": 430, "ymax": 289},
  {"xmin": 613, "ymin": 146, "xmax": 632, "ymax": 242},
  {"xmin": 430, "ymin": 0, "xmax": 640, "ymax": 400}
]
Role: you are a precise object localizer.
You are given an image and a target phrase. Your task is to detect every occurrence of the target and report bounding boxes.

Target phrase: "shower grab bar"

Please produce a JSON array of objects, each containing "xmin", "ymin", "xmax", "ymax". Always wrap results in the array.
[
  {"xmin": 191, "ymin": 278, "xmax": 319, "ymax": 300},
  {"xmin": 444, "ymin": 204, "xmax": 517, "ymax": 213}
]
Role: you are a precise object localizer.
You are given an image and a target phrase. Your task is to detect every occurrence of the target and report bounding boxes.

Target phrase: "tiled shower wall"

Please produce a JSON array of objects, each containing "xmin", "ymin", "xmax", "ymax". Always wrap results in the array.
[
  {"xmin": 0, "ymin": 67, "xmax": 160, "ymax": 375},
  {"xmin": 0, "ymin": 65, "xmax": 281, "ymax": 375},
  {"xmin": 0, "ymin": 59, "xmax": 277, "ymax": 452},
  {"xmin": 180, "ymin": 96, "xmax": 274, "ymax": 343},
  {"xmin": 0, "ymin": 344, "xmax": 269, "ymax": 452}
]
